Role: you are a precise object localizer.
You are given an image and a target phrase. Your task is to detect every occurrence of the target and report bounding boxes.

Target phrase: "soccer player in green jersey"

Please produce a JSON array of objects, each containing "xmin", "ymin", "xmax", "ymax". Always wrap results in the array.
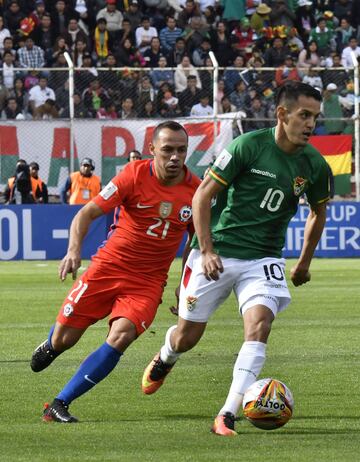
[{"xmin": 142, "ymin": 81, "xmax": 330, "ymax": 435}]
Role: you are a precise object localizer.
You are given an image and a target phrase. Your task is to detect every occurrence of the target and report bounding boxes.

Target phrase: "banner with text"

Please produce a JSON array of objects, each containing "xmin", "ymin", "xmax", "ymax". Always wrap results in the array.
[{"xmin": 0, "ymin": 203, "xmax": 359, "ymax": 261}]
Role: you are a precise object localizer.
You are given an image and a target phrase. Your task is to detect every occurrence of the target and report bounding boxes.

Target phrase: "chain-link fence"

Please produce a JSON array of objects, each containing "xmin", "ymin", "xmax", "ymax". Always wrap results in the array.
[{"xmin": 0, "ymin": 64, "xmax": 358, "ymax": 201}]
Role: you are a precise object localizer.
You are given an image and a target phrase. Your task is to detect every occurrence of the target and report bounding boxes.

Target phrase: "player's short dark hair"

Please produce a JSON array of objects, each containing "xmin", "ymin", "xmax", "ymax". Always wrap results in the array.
[
  {"xmin": 275, "ymin": 81, "xmax": 322, "ymax": 109},
  {"xmin": 152, "ymin": 121, "xmax": 188, "ymax": 141}
]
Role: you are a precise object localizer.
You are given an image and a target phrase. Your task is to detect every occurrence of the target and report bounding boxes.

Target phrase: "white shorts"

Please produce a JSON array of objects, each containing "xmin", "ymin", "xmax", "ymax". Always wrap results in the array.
[{"xmin": 178, "ymin": 249, "xmax": 291, "ymax": 323}]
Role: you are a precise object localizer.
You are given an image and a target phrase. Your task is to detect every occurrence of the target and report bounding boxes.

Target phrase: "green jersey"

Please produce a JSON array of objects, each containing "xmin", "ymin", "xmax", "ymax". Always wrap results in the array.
[{"xmin": 192, "ymin": 127, "xmax": 330, "ymax": 259}]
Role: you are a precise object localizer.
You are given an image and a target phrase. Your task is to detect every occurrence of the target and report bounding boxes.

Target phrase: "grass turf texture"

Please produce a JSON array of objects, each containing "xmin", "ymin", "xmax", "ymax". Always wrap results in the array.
[{"xmin": 0, "ymin": 259, "xmax": 359, "ymax": 462}]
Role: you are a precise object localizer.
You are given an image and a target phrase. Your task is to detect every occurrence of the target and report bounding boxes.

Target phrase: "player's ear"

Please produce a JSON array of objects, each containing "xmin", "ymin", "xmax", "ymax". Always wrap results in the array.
[
  {"xmin": 149, "ymin": 142, "xmax": 155, "ymax": 157},
  {"xmin": 277, "ymin": 105, "xmax": 288, "ymax": 124}
]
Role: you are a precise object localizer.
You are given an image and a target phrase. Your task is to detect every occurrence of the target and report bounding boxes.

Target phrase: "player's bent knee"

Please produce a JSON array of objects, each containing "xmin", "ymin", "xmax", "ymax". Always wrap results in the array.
[
  {"xmin": 107, "ymin": 318, "xmax": 137, "ymax": 352},
  {"xmin": 52, "ymin": 326, "xmax": 85, "ymax": 351}
]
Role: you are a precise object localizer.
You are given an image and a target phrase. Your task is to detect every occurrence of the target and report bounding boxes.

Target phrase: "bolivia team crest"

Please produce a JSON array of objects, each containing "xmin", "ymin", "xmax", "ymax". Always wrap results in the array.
[
  {"xmin": 293, "ymin": 176, "xmax": 307, "ymax": 196},
  {"xmin": 159, "ymin": 201, "xmax": 172, "ymax": 218},
  {"xmin": 179, "ymin": 205, "xmax": 192, "ymax": 222},
  {"xmin": 186, "ymin": 296, "xmax": 197, "ymax": 311}
]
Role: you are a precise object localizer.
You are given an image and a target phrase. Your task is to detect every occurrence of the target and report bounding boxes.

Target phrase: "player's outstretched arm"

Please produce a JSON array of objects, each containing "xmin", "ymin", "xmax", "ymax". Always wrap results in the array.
[
  {"xmin": 59, "ymin": 201, "xmax": 104, "ymax": 281},
  {"xmin": 192, "ymin": 176, "xmax": 224, "ymax": 281},
  {"xmin": 290, "ymin": 201, "xmax": 327, "ymax": 287}
]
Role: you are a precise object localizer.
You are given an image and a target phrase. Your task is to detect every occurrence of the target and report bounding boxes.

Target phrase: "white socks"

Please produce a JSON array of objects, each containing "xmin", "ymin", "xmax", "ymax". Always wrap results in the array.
[
  {"xmin": 159, "ymin": 325, "xmax": 181, "ymax": 365},
  {"xmin": 218, "ymin": 341, "xmax": 267, "ymax": 417}
]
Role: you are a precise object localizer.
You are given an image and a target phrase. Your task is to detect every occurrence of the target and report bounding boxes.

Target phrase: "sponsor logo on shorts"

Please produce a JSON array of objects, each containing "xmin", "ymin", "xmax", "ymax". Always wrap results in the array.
[
  {"xmin": 63, "ymin": 303, "xmax": 73, "ymax": 317},
  {"xmin": 264, "ymin": 282, "xmax": 287, "ymax": 289},
  {"xmin": 179, "ymin": 205, "xmax": 192, "ymax": 222},
  {"xmin": 186, "ymin": 295, "xmax": 197, "ymax": 311}
]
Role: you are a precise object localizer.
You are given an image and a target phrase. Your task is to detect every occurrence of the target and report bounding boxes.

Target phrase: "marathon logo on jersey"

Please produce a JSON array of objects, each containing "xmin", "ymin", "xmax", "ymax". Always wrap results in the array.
[
  {"xmin": 293, "ymin": 176, "xmax": 308, "ymax": 196},
  {"xmin": 159, "ymin": 201, "xmax": 172, "ymax": 218},
  {"xmin": 214, "ymin": 149, "xmax": 232, "ymax": 170},
  {"xmin": 179, "ymin": 205, "xmax": 192, "ymax": 222},
  {"xmin": 100, "ymin": 181, "xmax": 118, "ymax": 200},
  {"xmin": 186, "ymin": 295, "xmax": 198, "ymax": 311},
  {"xmin": 63, "ymin": 303, "xmax": 74, "ymax": 317}
]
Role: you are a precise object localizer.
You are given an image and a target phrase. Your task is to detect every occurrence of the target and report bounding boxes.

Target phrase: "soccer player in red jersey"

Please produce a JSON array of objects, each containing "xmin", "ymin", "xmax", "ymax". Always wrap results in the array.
[{"xmin": 30, "ymin": 121, "xmax": 201, "ymax": 423}]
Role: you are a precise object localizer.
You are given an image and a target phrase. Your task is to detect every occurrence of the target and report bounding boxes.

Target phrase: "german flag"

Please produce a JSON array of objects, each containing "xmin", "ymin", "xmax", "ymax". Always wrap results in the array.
[{"xmin": 310, "ymin": 135, "xmax": 352, "ymax": 195}]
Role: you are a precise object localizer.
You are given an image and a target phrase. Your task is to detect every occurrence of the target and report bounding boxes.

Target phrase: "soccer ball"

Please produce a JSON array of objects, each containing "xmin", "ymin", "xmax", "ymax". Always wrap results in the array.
[{"xmin": 242, "ymin": 378, "xmax": 294, "ymax": 430}]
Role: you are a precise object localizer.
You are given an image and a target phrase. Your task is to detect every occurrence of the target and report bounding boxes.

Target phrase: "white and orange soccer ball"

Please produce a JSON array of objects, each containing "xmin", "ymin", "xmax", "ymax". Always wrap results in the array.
[{"xmin": 242, "ymin": 378, "xmax": 294, "ymax": 430}]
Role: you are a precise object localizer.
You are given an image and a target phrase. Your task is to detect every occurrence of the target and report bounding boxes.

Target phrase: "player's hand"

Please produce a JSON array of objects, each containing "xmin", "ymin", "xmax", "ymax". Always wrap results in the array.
[
  {"xmin": 58, "ymin": 252, "xmax": 81, "ymax": 281},
  {"xmin": 169, "ymin": 285, "xmax": 180, "ymax": 316},
  {"xmin": 201, "ymin": 252, "xmax": 224, "ymax": 281},
  {"xmin": 290, "ymin": 265, "xmax": 311, "ymax": 287}
]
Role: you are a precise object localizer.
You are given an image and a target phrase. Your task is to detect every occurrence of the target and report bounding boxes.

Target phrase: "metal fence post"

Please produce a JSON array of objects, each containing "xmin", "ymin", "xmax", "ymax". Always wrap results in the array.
[
  {"xmin": 64, "ymin": 52, "xmax": 75, "ymax": 174},
  {"xmin": 351, "ymin": 51, "xmax": 360, "ymax": 201},
  {"xmin": 209, "ymin": 51, "xmax": 218, "ymax": 160}
]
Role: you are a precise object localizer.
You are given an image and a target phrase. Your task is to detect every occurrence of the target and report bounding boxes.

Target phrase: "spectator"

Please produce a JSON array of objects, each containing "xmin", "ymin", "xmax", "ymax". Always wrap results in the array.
[
  {"xmin": 82, "ymin": 77, "xmax": 109, "ymax": 117},
  {"xmin": 0, "ymin": 75, "xmax": 10, "ymax": 112},
  {"xmin": 64, "ymin": 17, "xmax": 89, "ymax": 50},
  {"xmin": 96, "ymin": 100, "xmax": 118, "ymax": 119},
  {"xmin": 159, "ymin": 88, "xmax": 182, "ymax": 118},
  {"xmin": 245, "ymin": 95, "xmax": 270, "ymax": 131},
  {"xmin": 297, "ymin": 40, "xmax": 323, "ymax": 75},
  {"xmin": 159, "ymin": 16, "xmax": 183, "ymax": 54},
  {"xmin": 10, "ymin": 77, "xmax": 27, "ymax": 112},
  {"xmin": 135, "ymin": 15, "xmax": 158, "ymax": 54},
  {"xmin": 177, "ymin": 0, "xmax": 201, "ymax": 30},
  {"xmin": 60, "ymin": 157, "xmax": 101, "ymax": 205},
  {"xmin": 30, "ymin": 0, "xmax": 46, "ymax": 28},
  {"xmin": 322, "ymin": 83, "xmax": 346, "ymax": 135},
  {"xmin": 221, "ymin": 0, "xmax": 245, "ymax": 29},
  {"xmin": 335, "ymin": 18, "xmax": 355, "ymax": 55},
  {"xmin": 250, "ymin": 3, "xmax": 272, "ymax": 35},
  {"xmin": 275, "ymin": 55, "xmax": 301, "ymax": 87},
  {"xmin": 119, "ymin": 96, "xmax": 137, "ymax": 118},
  {"xmin": 18, "ymin": 36, "xmax": 45, "ymax": 68},
  {"xmin": 73, "ymin": 38, "xmax": 89, "ymax": 67},
  {"xmin": 183, "ymin": 15, "xmax": 209, "ymax": 55},
  {"xmin": 51, "ymin": 0, "xmax": 71, "ymax": 38},
  {"xmin": 174, "ymin": 54, "xmax": 201, "ymax": 93},
  {"xmin": 49, "ymin": 51, "xmax": 68, "ymax": 92},
  {"xmin": 24, "ymin": 70, "xmax": 40, "ymax": 92},
  {"xmin": 287, "ymin": 26, "xmax": 304, "ymax": 56},
  {"xmin": 334, "ymin": 0, "xmax": 352, "ymax": 24},
  {"xmin": 150, "ymin": 55, "xmax": 174, "ymax": 90},
  {"xmin": 192, "ymin": 36, "xmax": 211, "ymax": 66},
  {"xmin": 210, "ymin": 20, "xmax": 232, "ymax": 66},
  {"xmin": 229, "ymin": 79, "xmax": 251, "ymax": 111},
  {"xmin": 230, "ymin": 17, "xmax": 256, "ymax": 57},
  {"xmin": 29, "ymin": 161, "xmax": 48, "ymax": 204},
  {"xmin": 123, "ymin": 0, "xmax": 142, "ymax": 32},
  {"xmin": 341, "ymin": 36, "xmax": 360, "ymax": 69},
  {"xmin": 263, "ymin": 36, "xmax": 290, "ymax": 67},
  {"xmin": 178, "ymin": 74, "xmax": 202, "ymax": 115},
  {"xmin": 2, "ymin": 36, "xmax": 16, "ymax": 60},
  {"xmin": 218, "ymin": 94, "xmax": 236, "ymax": 114},
  {"xmin": 96, "ymin": 0, "xmax": 123, "ymax": 39},
  {"xmin": 137, "ymin": 75, "xmax": 156, "ymax": 113},
  {"xmin": 190, "ymin": 92, "xmax": 213, "ymax": 116},
  {"xmin": 223, "ymin": 55, "xmax": 246, "ymax": 94},
  {"xmin": 33, "ymin": 98, "xmax": 59, "ymax": 120},
  {"xmin": 322, "ymin": 53, "xmax": 349, "ymax": 92},
  {"xmin": 295, "ymin": 0, "xmax": 316, "ymax": 44},
  {"xmin": 309, "ymin": 16, "xmax": 335, "ymax": 56},
  {"xmin": 52, "ymin": 36, "xmax": 70, "ymax": 64},
  {"xmin": 0, "ymin": 15, "xmax": 11, "ymax": 53},
  {"xmin": 28, "ymin": 76, "xmax": 55, "ymax": 115},
  {"xmin": 33, "ymin": 12, "xmax": 55, "ymax": 65},
  {"xmin": 118, "ymin": 18, "xmax": 135, "ymax": 47},
  {"xmin": 302, "ymin": 66, "xmax": 323, "ymax": 90},
  {"xmin": 62, "ymin": 92, "xmax": 89, "ymax": 118},
  {"xmin": 4, "ymin": 1, "xmax": 25, "ymax": 36},
  {"xmin": 199, "ymin": 55, "xmax": 213, "ymax": 96},
  {"xmin": 75, "ymin": 52, "xmax": 99, "ymax": 93},
  {"xmin": 168, "ymin": 36, "xmax": 187, "ymax": 66},
  {"xmin": 116, "ymin": 36, "xmax": 142, "ymax": 66},
  {"xmin": 143, "ymin": 36, "xmax": 166, "ymax": 67},
  {"xmin": 269, "ymin": 0, "xmax": 296, "ymax": 28},
  {"xmin": 127, "ymin": 150, "xmax": 142, "ymax": 161},
  {"xmin": 2, "ymin": 51, "xmax": 16, "ymax": 90},
  {"xmin": 93, "ymin": 18, "xmax": 112, "ymax": 66},
  {"xmin": 1, "ymin": 96, "xmax": 23, "ymax": 119},
  {"xmin": 55, "ymin": 78, "xmax": 69, "ymax": 115},
  {"xmin": 138, "ymin": 99, "xmax": 158, "ymax": 117}
]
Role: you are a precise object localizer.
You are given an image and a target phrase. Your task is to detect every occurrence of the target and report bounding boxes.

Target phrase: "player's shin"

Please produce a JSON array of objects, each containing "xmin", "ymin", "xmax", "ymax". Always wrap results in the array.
[
  {"xmin": 159, "ymin": 325, "xmax": 181, "ymax": 365},
  {"xmin": 56, "ymin": 342, "xmax": 122, "ymax": 404},
  {"xmin": 218, "ymin": 341, "xmax": 267, "ymax": 417}
]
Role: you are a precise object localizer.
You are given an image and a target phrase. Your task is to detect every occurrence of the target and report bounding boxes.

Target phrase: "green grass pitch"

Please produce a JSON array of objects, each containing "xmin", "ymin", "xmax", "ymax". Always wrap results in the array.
[{"xmin": 0, "ymin": 259, "xmax": 359, "ymax": 462}]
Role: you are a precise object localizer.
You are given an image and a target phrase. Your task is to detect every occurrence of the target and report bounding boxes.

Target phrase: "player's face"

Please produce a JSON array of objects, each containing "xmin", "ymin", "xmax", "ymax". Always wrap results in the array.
[
  {"xmin": 150, "ymin": 128, "xmax": 188, "ymax": 184},
  {"xmin": 281, "ymin": 95, "xmax": 321, "ymax": 148}
]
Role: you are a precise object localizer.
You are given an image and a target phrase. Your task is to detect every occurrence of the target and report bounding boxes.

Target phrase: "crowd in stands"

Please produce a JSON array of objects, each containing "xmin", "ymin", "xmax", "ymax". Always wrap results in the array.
[{"xmin": 0, "ymin": 0, "xmax": 358, "ymax": 129}]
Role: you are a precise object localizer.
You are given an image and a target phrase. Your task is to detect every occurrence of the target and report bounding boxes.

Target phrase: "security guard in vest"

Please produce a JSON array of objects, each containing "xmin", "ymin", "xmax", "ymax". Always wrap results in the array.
[
  {"xmin": 60, "ymin": 158, "xmax": 101, "ymax": 205},
  {"xmin": 29, "ymin": 162, "xmax": 49, "ymax": 203}
]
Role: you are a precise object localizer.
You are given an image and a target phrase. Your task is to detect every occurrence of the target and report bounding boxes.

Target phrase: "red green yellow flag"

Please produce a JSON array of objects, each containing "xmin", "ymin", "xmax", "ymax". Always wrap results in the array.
[{"xmin": 310, "ymin": 135, "xmax": 352, "ymax": 195}]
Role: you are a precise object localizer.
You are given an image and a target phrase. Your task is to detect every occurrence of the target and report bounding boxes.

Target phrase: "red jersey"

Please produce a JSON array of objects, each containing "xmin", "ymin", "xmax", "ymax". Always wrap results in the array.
[{"xmin": 93, "ymin": 159, "xmax": 201, "ymax": 283}]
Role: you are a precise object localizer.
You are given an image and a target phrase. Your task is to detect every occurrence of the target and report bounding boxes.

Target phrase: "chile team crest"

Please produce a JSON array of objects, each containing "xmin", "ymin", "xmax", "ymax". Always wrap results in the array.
[
  {"xmin": 179, "ymin": 205, "xmax": 192, "ymax": 222},
  {"xmin": 293, "ymin": 176, "xmax": 307, "ymax": 196}
]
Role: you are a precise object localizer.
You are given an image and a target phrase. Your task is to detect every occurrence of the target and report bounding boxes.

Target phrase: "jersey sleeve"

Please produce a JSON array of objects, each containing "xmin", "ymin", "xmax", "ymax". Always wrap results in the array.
[
  {"xmin": 208, "ymin": 135, "xmax": 250, "ymax": 187},
  {"xmin": 306, "ymin": 157, "xmax": 330, "ymax": 206},
  {"xmin": 92, "ymin": 164, "xmax": 135, "ymax": 213}
]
